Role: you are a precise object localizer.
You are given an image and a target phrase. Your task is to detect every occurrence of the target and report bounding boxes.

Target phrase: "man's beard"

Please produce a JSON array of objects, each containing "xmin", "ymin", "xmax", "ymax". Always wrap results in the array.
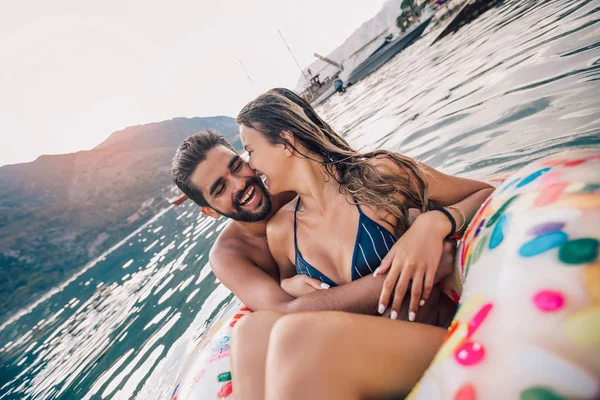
[{"xmin": 215, "ymin": 176, "xmax": 273, "ymax": 222}]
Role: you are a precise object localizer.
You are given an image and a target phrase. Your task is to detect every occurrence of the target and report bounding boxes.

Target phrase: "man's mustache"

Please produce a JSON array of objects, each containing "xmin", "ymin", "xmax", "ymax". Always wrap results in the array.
[{"xmin": 233, "ymin": 177, "xmax": 262, "ymax": 208}]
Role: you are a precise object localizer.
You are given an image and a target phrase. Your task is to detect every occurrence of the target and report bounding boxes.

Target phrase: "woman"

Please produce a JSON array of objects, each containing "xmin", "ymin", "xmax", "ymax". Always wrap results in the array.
[
  {"xmin": 238, "ymin": 89, "xmax": 492, "ymax": 315},
  {"xmin": 230, "ymin": 88, "xmax": 494, "ymax": 400}
]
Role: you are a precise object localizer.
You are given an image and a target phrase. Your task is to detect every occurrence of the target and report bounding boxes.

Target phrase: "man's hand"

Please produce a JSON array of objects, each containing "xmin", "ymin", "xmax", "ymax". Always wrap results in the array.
[{"xmin": 435, "ymin": 239, "xmax": 457, "ymax": 283}]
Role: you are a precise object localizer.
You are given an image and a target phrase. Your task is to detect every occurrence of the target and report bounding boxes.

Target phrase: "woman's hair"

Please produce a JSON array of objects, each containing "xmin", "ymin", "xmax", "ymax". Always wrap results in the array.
[{"xmin": 236, "ymin": 88, "xmax": 432, "ymax": 233}]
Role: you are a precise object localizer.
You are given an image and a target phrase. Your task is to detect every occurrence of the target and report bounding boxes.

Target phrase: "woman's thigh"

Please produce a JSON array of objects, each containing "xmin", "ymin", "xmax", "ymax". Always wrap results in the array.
[
  {"xmin": 231, "ymin": 310, "xmax": 284, "ymax": 400},
  {"xmin": 266, "ymin": 311, "xmax": 446, "ymax": 400}
]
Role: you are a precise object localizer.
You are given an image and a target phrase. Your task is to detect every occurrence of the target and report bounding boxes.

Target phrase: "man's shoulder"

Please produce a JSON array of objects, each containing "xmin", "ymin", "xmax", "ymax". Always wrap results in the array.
[{"xmin": 210, "ymin": 221, "xmax": 247, "ymax": 262}]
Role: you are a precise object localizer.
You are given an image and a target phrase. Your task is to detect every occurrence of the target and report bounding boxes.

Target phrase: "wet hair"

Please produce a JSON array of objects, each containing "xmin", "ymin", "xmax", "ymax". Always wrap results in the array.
[
  {"xmin": 236, "ymin": 88, "xmax": 431, "ymax": 233},
  {"xmin": 172, "ymin": 130, "xmax": 236, "ymax": 207},
  {"xmin": 268, "ymin": 88, "xmax": 345, "ymax": 145}
]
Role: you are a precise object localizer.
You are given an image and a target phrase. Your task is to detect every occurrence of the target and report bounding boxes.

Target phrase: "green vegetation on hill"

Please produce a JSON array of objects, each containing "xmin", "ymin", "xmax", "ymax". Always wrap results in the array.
[{"xmin": 0, "ymin": 116, "xmax": 241, "ymax": 322}]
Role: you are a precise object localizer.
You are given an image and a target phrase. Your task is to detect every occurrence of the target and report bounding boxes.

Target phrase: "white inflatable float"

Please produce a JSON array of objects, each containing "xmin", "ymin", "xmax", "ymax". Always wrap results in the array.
[
  {"xmin": 411, "ymin": 149, "xmax": 600, "ymax": 400},
  {"xmin": 173, "ymin": 149, "xmax": 600, "ymax": 400},
  {"xmin": 171, "ymin": 300, "xmax": 249, "ymax": 399}
]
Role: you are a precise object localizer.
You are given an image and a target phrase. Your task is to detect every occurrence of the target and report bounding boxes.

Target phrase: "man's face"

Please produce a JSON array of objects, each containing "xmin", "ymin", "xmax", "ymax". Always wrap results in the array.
[{"xmin": 190, "ymin": 144, "xmax": 272, "ymax": 222}]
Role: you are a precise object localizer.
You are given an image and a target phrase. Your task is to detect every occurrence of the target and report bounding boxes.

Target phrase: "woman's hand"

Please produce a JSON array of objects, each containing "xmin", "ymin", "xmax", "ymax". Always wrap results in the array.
[
  {"xmin": 375, "ymin": 211, "xmax": 452, "ymax": 321},
  {"xmin": 280, "ymin": 275, "xmax": 330, "ymax": 298}
]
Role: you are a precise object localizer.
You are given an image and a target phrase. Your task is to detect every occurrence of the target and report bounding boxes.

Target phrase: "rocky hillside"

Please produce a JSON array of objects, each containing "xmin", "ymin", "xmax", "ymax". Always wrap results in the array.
[{"xmin": 0, "ymin": 116, "xmax": 240, "ymax": 322}]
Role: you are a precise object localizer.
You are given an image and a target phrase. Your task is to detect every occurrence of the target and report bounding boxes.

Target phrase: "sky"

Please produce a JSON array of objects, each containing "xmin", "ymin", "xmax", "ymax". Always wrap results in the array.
[{"xmin": 0, "ymin": 0, "xmax": 387, "ymax": 167}]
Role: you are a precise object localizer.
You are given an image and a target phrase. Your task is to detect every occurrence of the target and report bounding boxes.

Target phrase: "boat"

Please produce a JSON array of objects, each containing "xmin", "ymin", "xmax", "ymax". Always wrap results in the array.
[
  {"xmin": 278, "ymin": 30, "xmax": 342, "ymax": 107},
  {"xmin": 345, "ymin": 15, "xmax": 434, "ymax": 86},
  {"xmin": 299, "ymin": 71, "xmax": 341, "ymax": 107},
  {"xmin": 298, "ymin": 52, "xmax": 348, "ymax": 106}
]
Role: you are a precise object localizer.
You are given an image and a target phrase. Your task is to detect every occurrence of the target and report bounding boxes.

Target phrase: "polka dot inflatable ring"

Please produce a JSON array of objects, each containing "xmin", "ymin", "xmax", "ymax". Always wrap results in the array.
[
  {"xmin": 408, "ymin": 149, "xmax": 600, "ymax": 400},
  {"xmin": 172, "ymin": 300, "xmax": 250, "ymax": 399},
  {"xmin": 172, "ymin": 150, "xmax": 599, "ymax": 399}
]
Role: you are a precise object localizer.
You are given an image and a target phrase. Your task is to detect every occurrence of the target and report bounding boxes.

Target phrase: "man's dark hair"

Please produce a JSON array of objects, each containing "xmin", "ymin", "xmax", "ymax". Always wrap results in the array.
[{"xmin": 172, "ymin": 130, "xmax": 236, "ymax": 207}]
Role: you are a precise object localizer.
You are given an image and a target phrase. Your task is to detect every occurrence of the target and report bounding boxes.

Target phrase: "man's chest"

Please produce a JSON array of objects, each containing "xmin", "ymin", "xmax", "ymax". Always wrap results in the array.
[{"xmin": 241, "ymin": 235, "xmax": 280, "ymax": 280}]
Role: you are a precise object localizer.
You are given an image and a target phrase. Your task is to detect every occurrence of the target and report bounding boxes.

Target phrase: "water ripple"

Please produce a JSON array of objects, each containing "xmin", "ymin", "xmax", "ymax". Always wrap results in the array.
[{"xmin": 1, "ymin": 0, "xmax": 599, "ymax": 398}]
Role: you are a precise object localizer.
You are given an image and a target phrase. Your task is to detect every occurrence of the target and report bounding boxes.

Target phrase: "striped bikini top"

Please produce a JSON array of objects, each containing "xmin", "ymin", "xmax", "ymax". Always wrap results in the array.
[{"xmin": 293, "ymin": 197, "xmax": 398, "ymax": 287}]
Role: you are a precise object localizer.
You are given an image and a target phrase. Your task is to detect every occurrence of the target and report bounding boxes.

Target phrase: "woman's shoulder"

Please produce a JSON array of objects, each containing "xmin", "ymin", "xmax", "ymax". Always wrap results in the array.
[{"xmin": 266, "ymin": 195, "xmax": 298, "ymax": 243}]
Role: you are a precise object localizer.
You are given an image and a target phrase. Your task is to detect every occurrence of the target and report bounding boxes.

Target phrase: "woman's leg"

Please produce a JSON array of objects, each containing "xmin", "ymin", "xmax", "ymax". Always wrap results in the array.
[
  {"xmin": 231, "ymin": 310, "xmax": 283, "ymax": 400},
  {"xmin": 265, "ymin": 312, "xmax": 446, "ymax": 400}
]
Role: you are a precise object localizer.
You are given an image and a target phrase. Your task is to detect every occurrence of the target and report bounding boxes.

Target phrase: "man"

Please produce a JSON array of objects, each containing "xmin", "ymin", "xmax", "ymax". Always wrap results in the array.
[{"xmin": 171, "ymin": 129, "xmax": 455, "ymax": 322}]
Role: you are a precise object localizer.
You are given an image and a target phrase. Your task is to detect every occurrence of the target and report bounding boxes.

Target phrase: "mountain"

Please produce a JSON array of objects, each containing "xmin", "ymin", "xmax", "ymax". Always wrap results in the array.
[
  {"xmin": 94, "ymin": 116, "xmax": 241, "ymax": 152},
  {"xmin": 0, "ymin": 116, "xmax": 241, "ymax": 322}
]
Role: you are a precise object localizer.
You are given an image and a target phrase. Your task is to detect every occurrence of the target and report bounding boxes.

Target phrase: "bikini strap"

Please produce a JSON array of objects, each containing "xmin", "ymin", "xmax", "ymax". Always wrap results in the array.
[
  {"xmin": 354, "ymin": 200, "xmax": 365, "ymax": 216},
  {"xmin": 293, "ymin": 197, "xmax": 301, "ymax": 250}
]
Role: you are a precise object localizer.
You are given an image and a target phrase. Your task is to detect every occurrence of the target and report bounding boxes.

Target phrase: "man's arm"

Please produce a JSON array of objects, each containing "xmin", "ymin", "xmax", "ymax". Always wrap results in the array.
[
  {"xmin": 210, "ymin": 246, "xmax": 295, "ymax": 311},
  {"xmin": 210, "ymin": 239, "xmax": 456, "ymax": 315},
  {"xmin": 209, "ymin": 188, "xmax": 458, "ymax": 316},
  {"xmin": 284, "ymin": 274, "xmax": 384, "ymax": 314},
  {"xmin": 212, "ymin": 247, "xmax": 436, "ymax": 322},
  {"xmin": 210, "ymin": 244, "xmax": 383, "ymax": 314}
]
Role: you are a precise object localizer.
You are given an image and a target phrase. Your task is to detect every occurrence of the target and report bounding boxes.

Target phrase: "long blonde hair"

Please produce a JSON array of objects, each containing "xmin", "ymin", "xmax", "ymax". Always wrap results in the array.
[{"xmin": 236, "ymin": 89, "xmax": 432, "ymax": 233}]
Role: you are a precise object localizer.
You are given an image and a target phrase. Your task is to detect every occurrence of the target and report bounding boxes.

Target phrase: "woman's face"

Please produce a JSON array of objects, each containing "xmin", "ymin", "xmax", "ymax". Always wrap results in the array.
[{"xmin": 239, "ymin": 124, "xmax": 291, "ymax": 195}]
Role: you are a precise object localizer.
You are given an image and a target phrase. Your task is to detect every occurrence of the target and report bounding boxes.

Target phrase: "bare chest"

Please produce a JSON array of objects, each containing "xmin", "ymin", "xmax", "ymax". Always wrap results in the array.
[{"xmin": 240, "ymin": 233, "xmax": 280, "ymax": 281}]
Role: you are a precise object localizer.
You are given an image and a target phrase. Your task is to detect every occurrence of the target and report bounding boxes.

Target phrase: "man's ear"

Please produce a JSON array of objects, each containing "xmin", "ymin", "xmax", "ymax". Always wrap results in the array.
[{"xmin": 200, "ymin": 207, "xmax": 221, "ymax": 219}]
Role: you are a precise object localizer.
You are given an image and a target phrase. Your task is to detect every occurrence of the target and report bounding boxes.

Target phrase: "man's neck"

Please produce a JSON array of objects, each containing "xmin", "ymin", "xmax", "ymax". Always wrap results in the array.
[{"xmin": 234, "ymin": 191, "xmax": 296, "ymax": 237}]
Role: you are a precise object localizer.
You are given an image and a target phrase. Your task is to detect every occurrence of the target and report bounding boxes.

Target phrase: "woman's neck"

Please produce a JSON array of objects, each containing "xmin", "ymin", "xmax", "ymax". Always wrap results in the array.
[{"xmin": 291, "ymin": 157, "xmax": 341, "ymax": 215}]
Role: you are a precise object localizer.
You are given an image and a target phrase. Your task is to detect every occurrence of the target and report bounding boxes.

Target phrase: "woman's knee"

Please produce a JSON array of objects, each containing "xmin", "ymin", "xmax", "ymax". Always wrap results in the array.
[
  {"xmin": 231, "ymin": 310, "xmax": 284, "ymax": 396},
  {"xmin": 269, "ymin": 314, "xmax": 310, "ymax": 354},
  {"xmin": 233, "ymin": 310, "xmax": 283, "ymax": 341},
  {"xmin": 268, "ymin": 312, "xmax": 349, "ymax": 364}
]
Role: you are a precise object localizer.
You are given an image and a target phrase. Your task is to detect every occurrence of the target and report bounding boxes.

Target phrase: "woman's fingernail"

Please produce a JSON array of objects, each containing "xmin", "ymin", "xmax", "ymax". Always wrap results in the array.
[
  {"xmin": 378, "ymin": 304, "xmax": 386, "ymax": 314},
  {"xmin": 320, "ymin": 283, "xmax": 330, "ymax": 289},
  {"xmin": 390, "ymin": 311, "xmax": 398, "ymax": 320},
  {"xmin": 373, "ymin": 267, "xmax": 380, "ymax": 277},
  {"xmin": 409, "ymin": 311, "xmax": 416, "ymax": 322},
  {"xmin": 419, "ymin": 299, "xmax": 425, "ymax": 306}
]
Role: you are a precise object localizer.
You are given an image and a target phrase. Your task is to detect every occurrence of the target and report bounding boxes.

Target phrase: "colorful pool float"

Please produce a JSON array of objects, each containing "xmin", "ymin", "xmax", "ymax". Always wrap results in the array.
[
  {"xmin": 409, "ymin": 149, "xmax": 600, "ymax": 400},
  {"xmin": 172, "ymin": 300, "xmax": 250, "ymax": 399}
]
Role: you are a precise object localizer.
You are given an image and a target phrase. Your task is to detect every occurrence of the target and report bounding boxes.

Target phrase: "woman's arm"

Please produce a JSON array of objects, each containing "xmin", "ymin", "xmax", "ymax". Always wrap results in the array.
[
  {"xmin": 375, "ymin": 158, "xmax": 494, "ymax": 320},
  {"xmin": 371, "ymin": 156, "xmax": 493, "ymax": 230},
  {"xmin": 393, "ymin": 187, "xmax": 493, "ymax": 311},
  {"xmin": 423, "ymin": 163, "xmax": 494, "ymax": 205},
  {"xmin": 421, "ymin": 163, "xmax": 494, "ymax": 236}
]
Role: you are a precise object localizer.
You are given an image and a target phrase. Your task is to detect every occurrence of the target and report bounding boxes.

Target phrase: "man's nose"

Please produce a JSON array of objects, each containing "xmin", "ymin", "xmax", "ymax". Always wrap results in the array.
[{"xmin": 232, "ymin": 176, "xmax": 247, "ymax": 193}]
